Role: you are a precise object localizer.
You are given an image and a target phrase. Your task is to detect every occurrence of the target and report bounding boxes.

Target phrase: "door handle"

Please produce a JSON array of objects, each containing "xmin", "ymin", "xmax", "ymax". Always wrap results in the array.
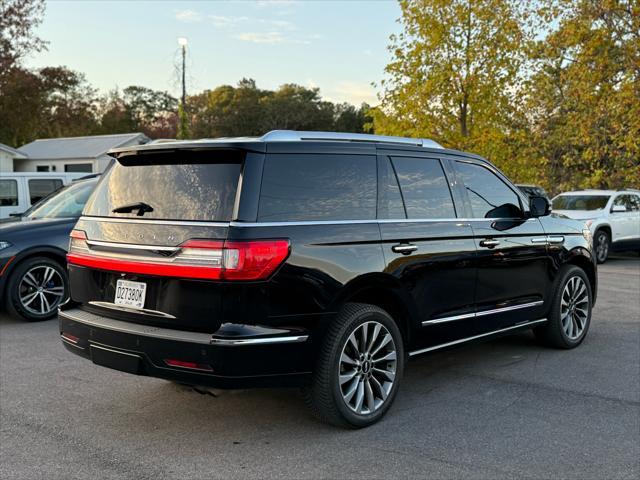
[
  {"xmin": 479, "ymin": 239, "xmax": 500, "ymax": 248},
  {"xmin": 392, "ymin": 243, "xmax": 418, "ymax": 254}
]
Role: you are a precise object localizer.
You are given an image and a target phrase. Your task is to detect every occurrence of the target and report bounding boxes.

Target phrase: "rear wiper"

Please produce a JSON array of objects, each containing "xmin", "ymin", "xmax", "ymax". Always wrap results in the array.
[{"xmin": 112, "ymin": 202, "xmax": 154, "ymax": 216}]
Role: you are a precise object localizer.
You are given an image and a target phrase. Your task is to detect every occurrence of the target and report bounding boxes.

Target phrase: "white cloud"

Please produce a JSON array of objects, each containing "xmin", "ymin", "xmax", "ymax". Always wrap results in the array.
[
  {"xmin": 329, "ymin": 81, "xmax": 378, "ymax": 105},
  {"xmin": 175, "ymin": 9, "xmax": 203, "ymax": 23},
  {"xmin": 209, "ymin": 15, "xmax": 250, "ymax": 28},
  {"xmin": 236, "ymin": 32, "xmax": 286, "ymax": 44}
]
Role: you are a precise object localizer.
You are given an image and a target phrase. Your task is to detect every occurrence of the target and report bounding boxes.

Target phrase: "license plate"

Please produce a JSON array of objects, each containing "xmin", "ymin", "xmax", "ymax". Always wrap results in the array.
[{"xmin": 114, "ymin": 279, "xmax": 147, "ymax": 309}]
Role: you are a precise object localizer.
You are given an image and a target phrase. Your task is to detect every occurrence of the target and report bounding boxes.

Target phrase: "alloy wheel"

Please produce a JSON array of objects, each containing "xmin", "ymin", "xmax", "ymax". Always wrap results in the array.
[
  {"xmin": 560, "ymin": 276, "xmax": 589, "ymax": 340},
  {"xmin": 19, "ymin": 265, "xmax": 65, "ymax": 316},
  {"xmin": 596, "ymin": 233, "xmax": 608, "ymax": 262},
  {"xmin": 338, "ymin": 321, "xmax": 397, "ymax": 415}
]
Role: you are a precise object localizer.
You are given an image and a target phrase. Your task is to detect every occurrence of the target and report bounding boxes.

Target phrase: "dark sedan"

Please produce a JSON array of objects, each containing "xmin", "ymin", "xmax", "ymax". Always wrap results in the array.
[{"xmin": 0, "ymin": 178, "xmax": 98, "ymax": 321}]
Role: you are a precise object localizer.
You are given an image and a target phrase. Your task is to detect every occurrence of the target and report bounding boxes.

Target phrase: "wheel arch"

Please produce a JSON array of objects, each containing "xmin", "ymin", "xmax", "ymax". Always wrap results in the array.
[
  {"xmin": 565, "ymin": 247, "xmax": 597, "ymax": 304},
  {"xmin": 328, "ymin": 273, "xmax": 419, "ymax": 347}
]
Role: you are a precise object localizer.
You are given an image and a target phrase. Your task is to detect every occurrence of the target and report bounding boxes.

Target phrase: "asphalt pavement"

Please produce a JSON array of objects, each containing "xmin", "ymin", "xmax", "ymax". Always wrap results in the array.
[{"xmin": 1, "ymin": 256, "xmax": 639, "ymax": 479}]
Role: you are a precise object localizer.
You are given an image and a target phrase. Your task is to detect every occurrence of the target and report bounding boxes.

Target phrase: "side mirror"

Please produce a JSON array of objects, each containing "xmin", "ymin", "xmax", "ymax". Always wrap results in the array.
[
  {"xmin": 529, "ymin": 196, "xmax": 550, "ymax": 217},
  {"xmin": 611, "ymin": 205, "xmax": 626, "ymax": 213}
]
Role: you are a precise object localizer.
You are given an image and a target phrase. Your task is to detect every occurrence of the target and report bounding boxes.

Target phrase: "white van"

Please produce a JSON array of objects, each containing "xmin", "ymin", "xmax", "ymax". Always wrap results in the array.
[{"xmin": 0, "ymin": 172, "xmax": 87, "ymax": 218}]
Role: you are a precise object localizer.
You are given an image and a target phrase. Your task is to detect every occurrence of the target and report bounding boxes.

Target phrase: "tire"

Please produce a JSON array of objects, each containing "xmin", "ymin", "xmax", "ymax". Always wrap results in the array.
[
  {"xmin": 594, "ymin": 229, "xmax": 610, "ymax": 264},
  {"xmin": 534, "ymin": 265, "xmax": 592, "ymax": 349},
  {"xmin": 302, "ymin": 303, "xmax": 405, "ymax": 428},
  {"xmin": 5, "ymin": 257, "xmax": 68, "ymax": 322}
]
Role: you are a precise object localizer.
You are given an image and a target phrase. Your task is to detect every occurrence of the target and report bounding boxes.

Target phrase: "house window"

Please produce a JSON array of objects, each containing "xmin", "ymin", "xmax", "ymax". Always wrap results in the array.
[
  {"xmin": 65, "ymin": 163, "xmax": 92, "ymax": 173},
  {"xmin": 37, "ymin": 165, "xmax": 50, "ymax": 172}
]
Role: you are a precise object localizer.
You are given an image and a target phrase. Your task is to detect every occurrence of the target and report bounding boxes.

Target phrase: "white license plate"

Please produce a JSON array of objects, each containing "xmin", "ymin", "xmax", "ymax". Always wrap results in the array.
[{"xmin": 114, "ymin": 280, "xmax": 147, "ymax": 310}]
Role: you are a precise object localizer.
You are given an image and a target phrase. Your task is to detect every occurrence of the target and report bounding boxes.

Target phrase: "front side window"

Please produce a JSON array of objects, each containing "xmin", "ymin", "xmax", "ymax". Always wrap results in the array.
[
  {"xmin": 552, "ymin": 195, "xmax": 610, "ymax": 211},
  {"xmin": 0, "ymin": 180, "xmax": 18, "ymax": 206},
  {"xmin": 455, "ymin": 161, "xmax": 522, "ymax": 218},
  {"xmin": 26, "ymin": 181, "xmax": 96, "ymax": 219},
  {"xmin": 28, "ymin": 179, "xmax": 63, "ymax": 205},
  {"xmin": 391, "ymin": 157, "xmax": 455, "ymax": 219},
  {"xmin": 258, "ymin": 154, "xmax": 376, "ymax": 221}
]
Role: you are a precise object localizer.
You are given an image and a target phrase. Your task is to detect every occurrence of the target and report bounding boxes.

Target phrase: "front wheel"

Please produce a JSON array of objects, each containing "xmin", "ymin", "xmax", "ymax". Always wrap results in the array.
[
  {"xmin": 534, "ymin": 265, "xmax": 592, "ymax": 349},
  {"xmin": 6, "ymin": 257, "xmax": 68, "ymax": 322},
  {"xmin": 303, "ymin": 303, "xmax": 404, "ymax": 428},
  {"xmin": 594, "ymin": 230, "xmax": 610, "ymax": 264}
]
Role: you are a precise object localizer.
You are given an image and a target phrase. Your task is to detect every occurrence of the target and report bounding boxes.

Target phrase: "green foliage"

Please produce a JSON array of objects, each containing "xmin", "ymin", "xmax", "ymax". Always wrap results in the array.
[
  {"xmin": 376, "ymin": 0, "xmax": 639, "ymax": 193},
  {"xmin": 176, "ymin": 104, "xmax": 190, "ymax": 140}
]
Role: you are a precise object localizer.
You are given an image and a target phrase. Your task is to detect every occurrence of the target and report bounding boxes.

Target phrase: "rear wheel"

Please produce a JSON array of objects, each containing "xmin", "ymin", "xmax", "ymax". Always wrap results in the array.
[
  {"xmin": 6, "ymin": 257, "xmax": 68, "ymax": 322},
  {"xmin": 534, "ymin": 265, "xmax": 592, "ymax": 349},
  {"xmin": 302, "ymin": 303, "xmax": 404, "ymax": 428},
  {"xmin": 594, "ymin": 230, "xmax": 610, "ymax": 264}
]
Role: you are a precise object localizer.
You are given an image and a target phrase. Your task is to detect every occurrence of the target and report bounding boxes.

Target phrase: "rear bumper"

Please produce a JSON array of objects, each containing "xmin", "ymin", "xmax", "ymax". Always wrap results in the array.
[{"xmin": 58, "ymin": 306, "xmax": 313, "ymax": 388}]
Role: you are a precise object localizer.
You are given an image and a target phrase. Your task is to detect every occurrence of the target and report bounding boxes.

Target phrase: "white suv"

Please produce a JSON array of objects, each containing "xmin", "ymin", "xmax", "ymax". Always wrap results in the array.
[{"xmin": 552, "ymin": 189, "xmax": 640, "ymax": 263}]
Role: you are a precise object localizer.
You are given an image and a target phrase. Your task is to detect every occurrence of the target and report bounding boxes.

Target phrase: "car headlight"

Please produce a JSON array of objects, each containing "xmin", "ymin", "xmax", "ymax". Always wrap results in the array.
[{"xmin": 0, "ymin": 241, "xmax": 12, "ymax": 251}]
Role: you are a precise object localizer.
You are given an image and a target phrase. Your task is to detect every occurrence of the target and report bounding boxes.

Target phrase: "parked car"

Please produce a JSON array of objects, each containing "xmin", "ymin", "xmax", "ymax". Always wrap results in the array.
[
  {"xmin": 0, "ymin": 177, "xmax": 98, "ymax": 321},
  {"xmin": 516, "ymin": 184, "xmax": 550, "ymax": 202},
  {"xmin": 0, "ymin": 172, "xmax": 87, "ymax": 219},
  {"xmin": 552, "ymin": 189, "xmax": 640, "ymax": 263},
  {"xmin": 59, "ymin": 131, "xmax": 596, "ymax": 428}
]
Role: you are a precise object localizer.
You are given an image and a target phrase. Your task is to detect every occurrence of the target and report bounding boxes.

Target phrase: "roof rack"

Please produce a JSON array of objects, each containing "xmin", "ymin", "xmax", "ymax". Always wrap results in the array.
[{"xmin": 260, "ymin": 130, "xmax": 443, "ymax": 149}]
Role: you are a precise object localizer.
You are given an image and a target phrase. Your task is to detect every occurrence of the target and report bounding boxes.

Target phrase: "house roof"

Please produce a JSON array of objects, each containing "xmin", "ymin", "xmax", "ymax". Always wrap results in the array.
[
  {"xmin": 18, "ymin": 133, "xmax": 150, "ymax": 160},
  {"xmin": 0, "ymin": 142, "xmax": 28, "ymax": 159}
]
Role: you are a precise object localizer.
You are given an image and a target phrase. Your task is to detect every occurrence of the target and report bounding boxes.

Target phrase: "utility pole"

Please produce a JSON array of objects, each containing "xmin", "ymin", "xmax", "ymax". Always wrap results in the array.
[{"xmin": 177, "ymin": 37, "xmax": 188, "ymax": 108}]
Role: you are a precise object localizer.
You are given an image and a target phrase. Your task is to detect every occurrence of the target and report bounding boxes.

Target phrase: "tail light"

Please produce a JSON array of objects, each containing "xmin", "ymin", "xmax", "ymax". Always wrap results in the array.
[{"xmin": 67, "ymin": 230, "xmax": 290, "ymax": 281}]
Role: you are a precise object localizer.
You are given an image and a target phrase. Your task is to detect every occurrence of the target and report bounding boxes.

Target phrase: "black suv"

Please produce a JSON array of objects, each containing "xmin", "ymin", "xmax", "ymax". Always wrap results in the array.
[{"xmin": 59, "ymin": 131, "xmax": 596, "ymax": 428}]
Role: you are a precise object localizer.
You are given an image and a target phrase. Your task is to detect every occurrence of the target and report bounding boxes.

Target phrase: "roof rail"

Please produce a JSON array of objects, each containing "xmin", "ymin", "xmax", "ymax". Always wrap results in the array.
[{"xmin": 260, "ymin": 130, "xmax": 443, "ymax": 149}]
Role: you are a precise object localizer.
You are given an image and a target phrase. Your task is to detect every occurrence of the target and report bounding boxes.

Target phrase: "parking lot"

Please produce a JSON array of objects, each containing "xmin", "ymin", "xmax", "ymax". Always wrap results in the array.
[{"xmin": 0, "ymin": 256, "xmax": 638, "ymax": 480}]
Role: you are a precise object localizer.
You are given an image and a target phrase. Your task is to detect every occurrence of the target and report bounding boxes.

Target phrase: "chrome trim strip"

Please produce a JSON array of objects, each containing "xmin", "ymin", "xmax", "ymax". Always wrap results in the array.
[
  {"xmin": 80, "ymin": 216, "xmax": 230, "ymax": 227},
  {"xmin": 61, "ymin": 335, "xmax": 84, "ymax": 349},
  {"xmin": 422, "ymin": 300, "xmax": 544, "ymax": 326},
  {"xmin": 410, "ymin": 319, "xmax": 547, "ymax": 356},
  {"xmin": 260, "ymin": 130, "xmax": 443, "ymax": 149},
  {"xmin": 88, "ymin": 301, "xmax": 178, "ymax": 319},
  {"xmin": 89, "ymin": 343, "xmax": 142, "ymax": 359},
  {"xmin": 86, "ymin": 240, "xmax": 180, "ymax": 252},
  {"xmin": 210, "ymin": 335, "xmax": 309, "ymax": 346},
  {"xmin": 230, "ymin": 218, "xmax": 491, "ymax": 227}
]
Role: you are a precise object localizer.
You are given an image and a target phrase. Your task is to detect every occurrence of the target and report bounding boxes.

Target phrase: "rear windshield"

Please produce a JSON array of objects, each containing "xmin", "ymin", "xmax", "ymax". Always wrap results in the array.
[
  {"xmin": 84, "ymin": 155, "xmax": 241, "ymax": 221},
  {"xmin": 552, "ymin": 195, "xmax": 610, "ymax": 211}
]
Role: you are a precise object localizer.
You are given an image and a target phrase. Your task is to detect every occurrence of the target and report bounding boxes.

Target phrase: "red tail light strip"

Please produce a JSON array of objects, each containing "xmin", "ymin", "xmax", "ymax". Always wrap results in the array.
[{"xmin": 67, "ymin": 230, "xmax": 290, "ymax": 281}]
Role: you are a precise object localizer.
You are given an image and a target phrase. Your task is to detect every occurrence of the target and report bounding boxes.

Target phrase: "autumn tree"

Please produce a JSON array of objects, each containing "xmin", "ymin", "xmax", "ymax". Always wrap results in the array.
[
  {"xmin": 526, "ymin": 0, "xmax": 640, "ymax": 192},
  {"xmin": 373, "ymin": 0, "xmax": 534, "ymax": 178},
  {"xmin": 0, "ymin": 0, "xmax": 46, "ymax": 73}
]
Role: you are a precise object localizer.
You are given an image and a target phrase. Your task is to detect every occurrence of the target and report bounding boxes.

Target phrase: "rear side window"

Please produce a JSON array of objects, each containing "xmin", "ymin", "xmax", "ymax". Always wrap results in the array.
[
  {"xmin": 391, "ymin": 157, "xmax": 455, "ymax": 219},
  {"xmin": 84, "ymin": 155, "xmax": 241, "ymax": 221},
  {"xmin": 258, "ymin": 154, "xmax": 377, "ymax": 222},
  {"xmin": 0, "ymin": 180, "xmax": 18, "ymax": 206},
  {"xmin": 28, "ymin": 179, "xmax": 63, "ymax": 204},
  {"xmin": 455, "ymin": 161, "xmax": 521, "ymax": 218}
]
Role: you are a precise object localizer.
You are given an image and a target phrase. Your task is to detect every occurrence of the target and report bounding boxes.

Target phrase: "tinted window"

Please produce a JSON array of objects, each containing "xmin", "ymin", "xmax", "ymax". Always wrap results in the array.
[
  {"xmin": 613, "ymin": 194, "xmax": 640, "ymax": 212},
  {"xmin": 391, "ymin": 157, "xmax": 455, "ymax": 219},
  {"xmin": 455, "ymin": 161, "xmax": 521, "ymax": 218},
  {"xmin": 28, "ymin": 179, "xmax": 63, "ymax": 204},
  {"xmin": 26, "ymin": 180, "xmax": 96, "ymax": 219},
  {"xmin": 258, "ymin": 154, "xmax": 376, "ymax": 221},
  {"xmin": 65, "ymin": 163, "xmax": 92, "ymax": 173},
  {"xmin": 0, "ymin": 180, "xmax": 18, "ymax": 206},
  {"xmin": 84, "ymin": 157, "xmax": 241, "ymax": 221},
  {"xmin": 378, "ymin": 157, "xmax": 406, "ymax": 219},
  {"xmin": 552, "ymin": 195, "xmax": 610, "ymax": 211}
]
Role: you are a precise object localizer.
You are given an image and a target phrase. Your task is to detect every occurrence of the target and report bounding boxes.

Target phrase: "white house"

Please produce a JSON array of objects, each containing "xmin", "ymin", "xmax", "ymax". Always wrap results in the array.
[
  {"xmin": 0, "ymin": 143, "xmax": 28, "ymax": 172},
  {"xmin": 12, "ymin": 133, "xmax": 150, "ymax": 173}
]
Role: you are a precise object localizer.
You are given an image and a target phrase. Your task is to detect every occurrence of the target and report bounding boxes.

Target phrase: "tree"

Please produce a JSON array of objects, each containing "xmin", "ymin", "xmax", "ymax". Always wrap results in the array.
[
  {"xmin": 373, "ymin": 0, "xmax": 533, "ymax": 177},
  {"xmin": 525, "ymin": 0, "xmax": 639, "ymax": 192},
  {"xmin": 0, "ymin": 0, "xmax": 47, "ymax": 73}
]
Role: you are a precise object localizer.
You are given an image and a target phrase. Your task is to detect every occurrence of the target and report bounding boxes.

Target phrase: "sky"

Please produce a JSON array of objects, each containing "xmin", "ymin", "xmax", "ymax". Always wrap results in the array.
[{"xmin": 25, "ymin": 0, "xmax": 402, "ymax": 106}]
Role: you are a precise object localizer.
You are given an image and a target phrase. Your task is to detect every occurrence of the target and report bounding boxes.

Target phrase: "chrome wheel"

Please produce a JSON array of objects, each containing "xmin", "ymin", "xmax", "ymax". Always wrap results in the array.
[
  {"xmin": 596, "ymin": 232, "xmax": 609, "ymax": 262},
  {"xmin": 560, "ymin": 276, "xmax": 589, "ymax": 340},
  {"xmin": 338, "ymin": 321, "xmax": 397, "ymax": 415},
  {"xmin": 19, "ymin": 265, "xmax": 65, "ymax": 316}
]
